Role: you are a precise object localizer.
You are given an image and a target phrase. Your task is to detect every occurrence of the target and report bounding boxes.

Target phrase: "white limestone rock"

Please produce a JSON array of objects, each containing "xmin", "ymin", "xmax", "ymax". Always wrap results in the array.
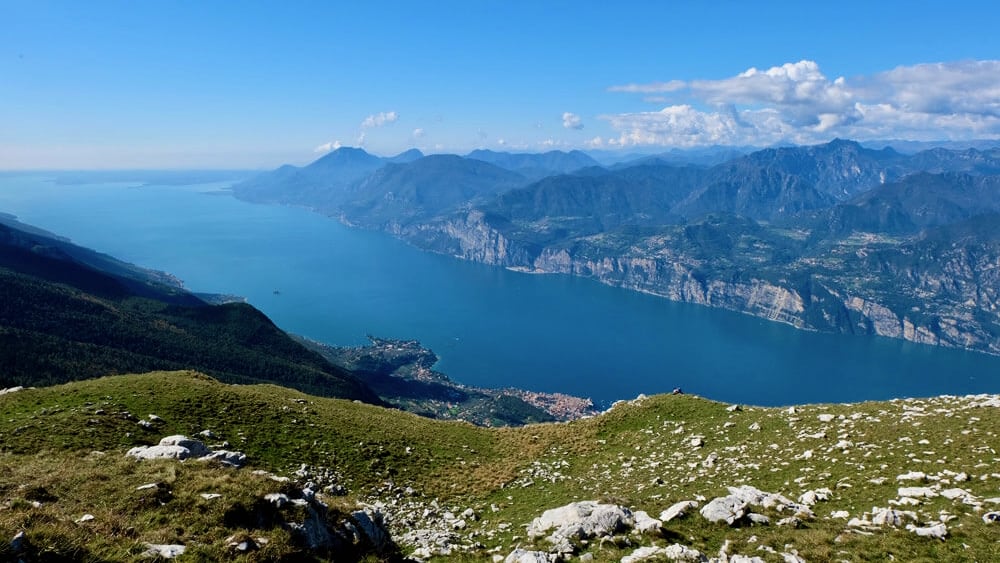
[
  {"xmin": 907, "ymin": 522, "xmax": 948, "ymax": 539},
  {"xmin": 871, "ymin": 507, "xmax": 916, "ymax": 527},
  {"xmin": 700, "ymin": 496, "xmax": 748, "ymax": 526},
  {"xmin": 143, "ymin": 544, "xmax": 186, "ymax": 558},
  {"xmin": 898, "ymin": 486, "xmax": 938, "ymax": 499},
  {"xmin": 504, "ymin": 548, "xmax": 552, "ymax": 563},
  {"xmin": 527, "ymin": 501, "xmax": 634, "ymax": 542},
  {"xmin": 632, "ymin": 510, "xmax": 662, "ymax": 533},
  {"xmin": 660, "ymin": 500, "xmax": 699, "ymax": 522}
]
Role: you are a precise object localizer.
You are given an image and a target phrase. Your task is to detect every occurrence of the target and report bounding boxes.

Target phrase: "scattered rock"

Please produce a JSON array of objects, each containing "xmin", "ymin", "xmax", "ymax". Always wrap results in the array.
[
  {"xmin": 527, "ymin": 501, "xmax": 634, "ymax": 544},
  {"xmin": 126, "ymin": 435, "xmax": 246, "ymax": 466},
  {"xmin": 817, "ymin": 414, "xmax": 835, "ymax": 422},
  {"xmin": 700, "ymin": 496, "xmax": 747, "ymax": 526},
  {"xmin": 726, "ymin": 404, "xmax": 741, "ymax": 412},
  {"xmin": 907, "ymin": 522, "xmax": 948, "ymax": 539},
  {"xmin": 982, "ymin": 511, "xmax": 1000, "ymax": 524},
  {"xmin": 746, "ymin": 513, "xmax": 770, "ymax": 526},
  {"xmin": 633, "ymin": 510, "xmax": 662, "ymax": 533},
  {"xmin": 201, "ymin": 450, "xmax": 248, "ymax": 468},
  {"xmin": 896, "ymin": 471, "xmax": 927, "ymax": 482},
  {"xmin": 76, "ymin": 514, "xmax": 95, "ymax": 523},
  {"xmin": 265, "ymin": 493, "xmax": 290, "ymax": 508},
  {"xmin": 898, "ymin": 486, "xmax": 938, "ymax": 499},
  {"xmin": 660, "ymin": 500, "xmax": 699, "ymax": 522},
  {"xmin": 200, "ymin": 493, "xmax": 222, "ymax": 500},
  {"xmin": 777, "ymin": 516, "xmax": 802, "ymax": 528},
  {"xmin": 504, "ymin": 548, "xmax": 551, "ymax": 563},
  {"xmin": 870, "ymin": 507, "xmax": 917, "ymax": 527},
  {"xmin": 0, "ymin": 386, "xmax": 25, "ymax": 395},
  {"xmin": 142, "ymin": 544, "xmax": 186, "ymax": 558}
]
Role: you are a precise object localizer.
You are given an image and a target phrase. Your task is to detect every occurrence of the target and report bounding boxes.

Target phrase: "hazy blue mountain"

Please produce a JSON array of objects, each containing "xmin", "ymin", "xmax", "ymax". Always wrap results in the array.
[
  {"xmin": 465, "ymin": 149, "xmax": 601, "ymax": 179},
  {"xmin": 340, "ymin": 155, "xmax": 526, "ymax": 226},
  {"xmin": 811, "ymin": 172, "xmax": 1000, "ymax": 236},
  {"xmin": 232, "ymin": 146, "xmax": 386, "ymax": 208},
  {"xmin": 905, "ymin": 147, "xmax": 1000, "ymax": 175},
  {"xmin": 386, "ymin": 148, "xmax": 425, "ymax": 163},
  {"xmin": 863, "ymin": 139, "xmax": 1000, "ymax": 154},
  {"xmin": 611, "ymin": 147, "xmax": 749, "ymax": 169},
  {"xmin": 489, "ymin": 165, "xmax": 703, "ymax": 235}
]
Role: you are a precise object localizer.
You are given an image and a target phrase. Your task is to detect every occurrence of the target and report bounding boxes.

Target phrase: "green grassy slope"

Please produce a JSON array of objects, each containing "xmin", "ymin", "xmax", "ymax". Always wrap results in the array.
[{"xmin": 2, "ymin": 371, "xmax": 999, "ymax": 561}]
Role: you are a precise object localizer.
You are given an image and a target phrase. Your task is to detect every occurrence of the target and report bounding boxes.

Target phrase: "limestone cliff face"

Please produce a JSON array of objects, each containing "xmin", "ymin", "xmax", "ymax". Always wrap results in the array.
[
  {"xmin": 397, "ymin": 217, "xmax": 1000, "ymax": 356},
  {"xmin": 531, "ymin": 249, "xmax": 808, "ymax": 327},
  {"xmin": 404, "ymin": 210, "xmax": 536, "ymax": 267}
]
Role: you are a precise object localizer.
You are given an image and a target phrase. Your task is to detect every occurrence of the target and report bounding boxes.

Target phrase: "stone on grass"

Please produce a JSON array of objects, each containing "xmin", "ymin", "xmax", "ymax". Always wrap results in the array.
[
  {"xmin": 982, "ymin": 512, "xmax": 1000, "ymax": 524},
  {"xmin": 907, "ymin": 522, "xmax": 948, "ymax": 539},
  {"xmin": 898, "ymin": 486, "xmax": 938, "ymax": 499},
  {"xmin": 143, "ymin": 544, "xmax": 186, "ymax": 558},
  {"xmin": 660, "ymin": 500, "xmax": 699, "ymax": 522},
  {"xmin": 871, "ymin": 507, "xmax": 916, "ymax": 527},
  {"xmin": 896, "ymin": 471, "xmax": 927, "ymax": 482},
  {"xmin": 746, "ymin": 513, "xmax": 770, "ymax": 526},
  {"xmin": 632, "ymin": 510, "xmax": 662, "ymax": 533},
  {"xmin": 527, "ymin": 501, "xmax": 633, "ymax": 542},
  {"xmin": 700, "ymin": 496, "xmax": 747, "ymax": 525},
  {"xmin": 504, "ymin": 548, "xmax": 551, "ymax": 563},
  {"xmin": 201, "ymin": 450, "xmax": 248, "ymax": 468}
]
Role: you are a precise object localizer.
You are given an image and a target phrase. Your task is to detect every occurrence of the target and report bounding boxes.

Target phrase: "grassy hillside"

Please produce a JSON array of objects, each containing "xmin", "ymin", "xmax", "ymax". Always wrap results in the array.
[
  {"xmin": 3, "ymin": 371, "xmax": 999, "ymax": 561},
  {"xmin": 0, "ymin": 219, "xmax": 380, "ymax": 403}
]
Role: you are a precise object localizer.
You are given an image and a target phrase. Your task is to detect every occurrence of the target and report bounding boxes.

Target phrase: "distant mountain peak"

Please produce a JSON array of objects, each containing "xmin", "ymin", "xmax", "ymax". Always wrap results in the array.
[{"xmin": 386, "ymin": 148, "xmax": 425, "ymax": 163}]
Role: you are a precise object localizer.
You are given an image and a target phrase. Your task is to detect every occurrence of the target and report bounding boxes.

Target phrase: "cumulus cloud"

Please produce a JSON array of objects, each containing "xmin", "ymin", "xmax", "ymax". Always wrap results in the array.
[
  {"xmin": 361, "ymin": 111, "xmax": 399, "ymax": 129},
  {"xmin": 604, "ymin": 59, "xmax": 1000, "ymax": 146},
  {"xmin": 314, "ymin": 140, "xmax": 342, "ymax": 153},
  {"xmin": 412, "ymin": 127, "xmax": 425, "ymax": 138},
  {"xmin": 562, "ymin": 112, "xmax": 584, "ymax": 129}
]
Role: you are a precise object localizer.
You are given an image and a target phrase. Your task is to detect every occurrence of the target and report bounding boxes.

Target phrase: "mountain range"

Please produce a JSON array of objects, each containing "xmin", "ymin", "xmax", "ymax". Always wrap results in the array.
[{"xmin": 233, "ymin": 139, "xmax": 1000, "ymax": 355}]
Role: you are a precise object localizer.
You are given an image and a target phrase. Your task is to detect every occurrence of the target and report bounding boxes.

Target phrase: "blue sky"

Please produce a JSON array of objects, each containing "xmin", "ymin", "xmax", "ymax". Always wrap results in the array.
[{"xmin": 3, "ymin": 1, "xmax": 1000, "ymax": 168}]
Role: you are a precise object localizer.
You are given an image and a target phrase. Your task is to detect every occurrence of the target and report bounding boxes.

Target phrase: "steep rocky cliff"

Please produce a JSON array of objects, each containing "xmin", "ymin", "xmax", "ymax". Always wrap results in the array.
[{"xmin": 395, "ymin": 215, "xmax": 1000, "ymax": 355}]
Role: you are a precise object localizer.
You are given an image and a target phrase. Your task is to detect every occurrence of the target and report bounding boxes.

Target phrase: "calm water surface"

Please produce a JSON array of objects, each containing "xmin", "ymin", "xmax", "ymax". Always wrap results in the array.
[{"xmin": 2, "ymin": 174, "xmax": 999, "ymax": 405}]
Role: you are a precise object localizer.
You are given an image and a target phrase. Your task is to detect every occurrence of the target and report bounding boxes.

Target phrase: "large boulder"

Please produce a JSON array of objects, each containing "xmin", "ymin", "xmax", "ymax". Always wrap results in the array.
[
  {"xmin": 699, "ymin": 496, "xmax": 747, "ymax": 525},
  {"xmin": 126, "ymin": 435, "xmax": 210, "ymax": 461},
  {"xmin": 126, "ymin": 435, "xmax": 246, "ymax": 467},
  {"xmin": 527, "ymin": 501, "xmax": 634, "ymax": 541}
]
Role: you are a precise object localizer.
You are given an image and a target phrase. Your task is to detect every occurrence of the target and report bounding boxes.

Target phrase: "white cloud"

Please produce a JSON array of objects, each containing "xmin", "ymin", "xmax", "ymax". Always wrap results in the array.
[
  {"xmin": 562, "ymin": 112, "xmax": 584, "ymax": 130},
  {"xmin": 361, "ymin": 111, "xmax": 399, "ymax": 129},
  {"xmin": 412, "ymin": 127, "xmax": 425, "ymax": 138},
  {"xmin": 605, "ymin": 59, "xmax": 1000, "ymax": 146},
  {"xmin": 314, "ymin": 140, "xmax": 342, "ymax": 153}
]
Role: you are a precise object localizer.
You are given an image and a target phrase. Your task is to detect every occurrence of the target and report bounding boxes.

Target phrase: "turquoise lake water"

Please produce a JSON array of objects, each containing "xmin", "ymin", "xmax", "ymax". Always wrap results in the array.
[{"xmin": 2, "ymin": 174, "xmax": 999, "ymax": 406}]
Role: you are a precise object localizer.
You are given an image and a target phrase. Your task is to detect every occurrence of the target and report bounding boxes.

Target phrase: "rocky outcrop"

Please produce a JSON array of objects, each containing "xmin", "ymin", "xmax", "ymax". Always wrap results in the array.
[{"xmin": 126, "ymin": 435, "xmax": 247, "ymax": 467}]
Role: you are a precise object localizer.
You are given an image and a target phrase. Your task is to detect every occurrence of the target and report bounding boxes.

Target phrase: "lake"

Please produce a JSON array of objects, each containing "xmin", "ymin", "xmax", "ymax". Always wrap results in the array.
[{"xmin": 2, "ymin": 173, "xmax": 999, "ymax": 406}]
